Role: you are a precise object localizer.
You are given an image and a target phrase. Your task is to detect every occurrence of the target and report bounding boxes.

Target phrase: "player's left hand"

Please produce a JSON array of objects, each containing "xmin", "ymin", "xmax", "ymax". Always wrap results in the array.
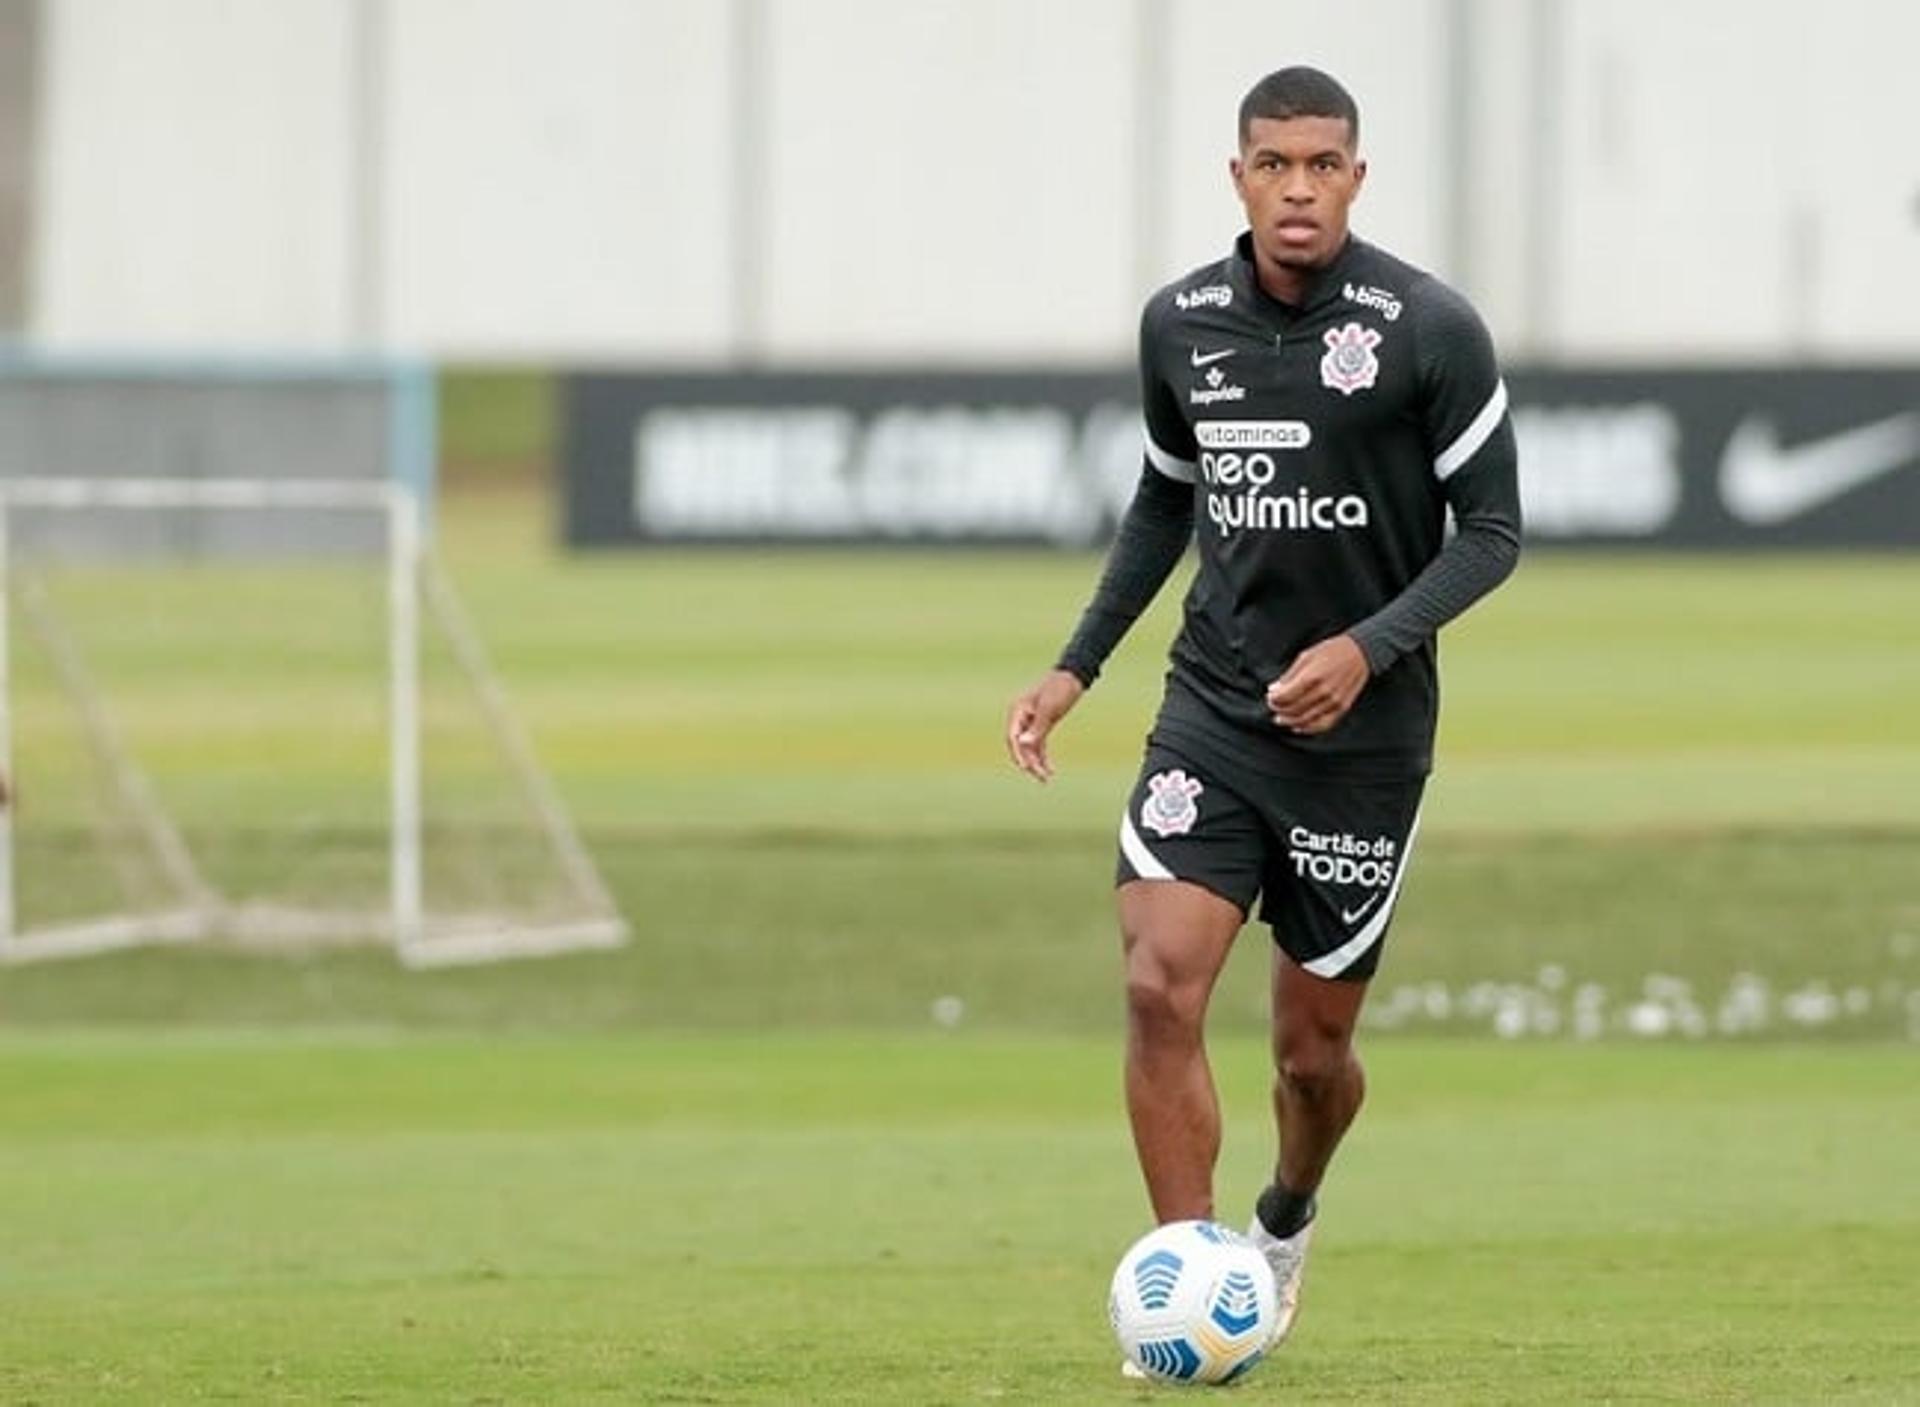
[{"xmin": 1267, "ymin": 635, "xmax": 1369, "ymax": 734}]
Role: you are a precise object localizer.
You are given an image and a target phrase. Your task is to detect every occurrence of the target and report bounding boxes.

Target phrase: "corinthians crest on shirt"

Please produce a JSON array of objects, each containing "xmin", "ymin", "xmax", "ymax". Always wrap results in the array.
[
  {"xmin": 1320, "ymin": 321, "xmax": 1382, "ymax": 396},
  {"xmin": 1140, "ymin": 769, "xmax": 1203, "ymax": 838}
]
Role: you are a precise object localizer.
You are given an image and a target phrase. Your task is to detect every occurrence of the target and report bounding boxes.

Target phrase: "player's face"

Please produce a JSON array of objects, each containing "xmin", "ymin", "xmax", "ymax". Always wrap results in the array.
[{"xmin": 1230, "ymin": 116, "xmax": 1366, "ymax": 273}]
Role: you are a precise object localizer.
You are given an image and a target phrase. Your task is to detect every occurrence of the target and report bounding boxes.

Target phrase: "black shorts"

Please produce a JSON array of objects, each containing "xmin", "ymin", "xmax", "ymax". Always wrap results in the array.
[{"xmin": 1116, "ymin": 742, "xmax": 1425, "ymax": 981}]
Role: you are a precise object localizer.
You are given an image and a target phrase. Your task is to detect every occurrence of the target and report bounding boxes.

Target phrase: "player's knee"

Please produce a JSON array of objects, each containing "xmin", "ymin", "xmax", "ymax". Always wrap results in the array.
[
  {"xmin": 1277, "ymin": 1036, "xmax": 1353, "ymax": 1102},
  {"xmin": 1123, "ymin": 954, "xmax": 1207, "ymax": 1037}
]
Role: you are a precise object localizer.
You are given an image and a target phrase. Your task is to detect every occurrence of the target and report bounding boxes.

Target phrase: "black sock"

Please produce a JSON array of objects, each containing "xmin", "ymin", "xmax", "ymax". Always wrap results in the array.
[{"xmin": 1255, "ymin": 1182, "xmax": 1317, "ymax": 1240}]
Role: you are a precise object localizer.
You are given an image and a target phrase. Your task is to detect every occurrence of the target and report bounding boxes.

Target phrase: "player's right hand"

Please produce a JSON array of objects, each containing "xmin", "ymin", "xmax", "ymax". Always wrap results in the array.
[{"xmin": 1004, "ymin": 669, "xmax": 1086, "ymax": 783}]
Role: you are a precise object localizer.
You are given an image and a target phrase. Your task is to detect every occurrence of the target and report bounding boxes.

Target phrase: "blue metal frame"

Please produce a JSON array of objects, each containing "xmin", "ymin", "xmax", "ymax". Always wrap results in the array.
[{"xmin": 0, "ymin": 348, "xmax": 439, "ymax": 535}]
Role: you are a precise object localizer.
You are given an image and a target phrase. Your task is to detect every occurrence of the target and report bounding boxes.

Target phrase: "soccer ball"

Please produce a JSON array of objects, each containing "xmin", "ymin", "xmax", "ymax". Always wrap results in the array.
[{"xmin": 1108, "ymin": 1219, "xmax": 1278, "ymax": 1385}]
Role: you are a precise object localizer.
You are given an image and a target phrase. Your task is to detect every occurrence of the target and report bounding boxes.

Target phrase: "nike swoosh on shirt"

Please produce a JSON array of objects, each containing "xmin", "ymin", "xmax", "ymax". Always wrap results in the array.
[
  {"xmin": 1718, "ymin": 413, "xmax": 1920, "ymax": 525},
  {"xmin": 1340, "ymin": 894, "xmax": 1383, "ymax": 926},
  {"xmin": 1190, "ymin": 347, "xmax": 1237, "ymax": 367}
]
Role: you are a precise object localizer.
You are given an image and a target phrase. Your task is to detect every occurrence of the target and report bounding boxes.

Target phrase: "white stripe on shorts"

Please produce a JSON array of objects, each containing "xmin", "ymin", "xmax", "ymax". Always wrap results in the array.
[
  {"xmin": 1118, "ymin": 811, "xmax": 1176, "ymax": 881},
  {"xmin": 1301, "ymin": 809, "xmax": 1423, "ymax": 978}
]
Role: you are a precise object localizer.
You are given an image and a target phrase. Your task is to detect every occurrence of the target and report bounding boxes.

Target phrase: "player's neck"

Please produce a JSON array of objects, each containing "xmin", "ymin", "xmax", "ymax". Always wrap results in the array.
[
  {"xmin": 1255, "ymin": 259, "xmax": 1310, "ymax": 306},
  {"xmin": 1251, "ymin": 236, "xmax": 1349, "ymax": 307}
]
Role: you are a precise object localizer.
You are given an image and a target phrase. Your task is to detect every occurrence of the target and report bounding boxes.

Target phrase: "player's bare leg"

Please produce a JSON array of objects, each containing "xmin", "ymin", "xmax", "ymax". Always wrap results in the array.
[
  {"xmin": 1270, "ymin": 952, "xmax": 1369, "ymax": 1195},
  {"xmin": 1118, "ymin": 878, "xmax": 1243, "ymax": 1223},
  {"xmin": 1247, "ymin": 950, "xmax": 1370, "ymax": 1343}
]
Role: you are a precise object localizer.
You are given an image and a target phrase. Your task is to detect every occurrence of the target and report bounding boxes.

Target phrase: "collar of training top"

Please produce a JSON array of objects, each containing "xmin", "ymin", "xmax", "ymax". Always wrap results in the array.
[{"xmin": 1229, "ymin": 230, "xmax": 1366, "ymax": 317}]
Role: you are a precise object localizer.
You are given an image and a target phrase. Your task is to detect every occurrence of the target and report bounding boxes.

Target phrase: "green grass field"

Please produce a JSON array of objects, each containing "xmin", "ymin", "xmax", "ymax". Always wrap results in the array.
[
  {"xmin": 3, "ymin": 490, "xmax": 1918, "ymax": 1401},
  {"xmin": 3, "ymin": 1034, "xmax": 1917, "ymax": 1403}
]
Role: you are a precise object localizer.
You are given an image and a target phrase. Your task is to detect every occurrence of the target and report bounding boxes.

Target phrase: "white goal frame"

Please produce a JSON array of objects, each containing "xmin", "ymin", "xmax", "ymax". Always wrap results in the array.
[{"xmin": 0, "ymin": 475, "xmax": 628, "ymax": 968}]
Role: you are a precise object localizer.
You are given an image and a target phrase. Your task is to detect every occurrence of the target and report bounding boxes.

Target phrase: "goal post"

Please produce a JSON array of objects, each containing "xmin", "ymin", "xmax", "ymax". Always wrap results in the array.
[
  {"xmin": 0, "ymin": 492, "xmax": 224, "ymax": 958},
  {"xmin": 0, "ymin": 358, "xmax": 626, "ymax": 968},
  {"xmin": 0, "ymin": 474, "xmax": 628, "ymax": 967}
]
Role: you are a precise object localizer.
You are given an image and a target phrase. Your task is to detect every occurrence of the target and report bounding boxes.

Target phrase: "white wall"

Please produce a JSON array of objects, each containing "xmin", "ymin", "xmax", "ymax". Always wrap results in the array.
[
  {"xmin": 1552, "ymin": 2, "xmax": 1804, "ymax": 359},
  {"xmin": 26, "ymin": 0, "xmax": 1920, "ymax": 362},
  {"xmin": 1767, "ymin": 0, "xmax": 1920, "ymax": 357},
  {"xmin": 382, "ymin": 0, "xmax": 736, "ymax": 359},
  {"xmin": 759, "ymin": 0, "xmax": 1136, "ymax": 363},
  {"xmin": 1538, "ymin": 0, "xmax": 1920, "ymax": 362},
  {"xmin": 1455, "ymin": 0, "xmax": 1544, "ymax": 348},
  {"xmin": 34, "ymin": 0, "xmax": 354, "ymax": 349}
]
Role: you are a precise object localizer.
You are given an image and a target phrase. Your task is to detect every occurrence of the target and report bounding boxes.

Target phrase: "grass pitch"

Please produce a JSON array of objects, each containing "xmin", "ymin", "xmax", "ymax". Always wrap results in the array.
[
  {"xmin": 3, "ymin": 1033, "xmax": 1917, "ymax": 1405},
  {"xmin": 7, "ymin": 500, "xmax": 1918, "ymax": 1036},
  {"xmin": 3, "ymin": 491, "xmax": 1919, "ymax": 1400}
]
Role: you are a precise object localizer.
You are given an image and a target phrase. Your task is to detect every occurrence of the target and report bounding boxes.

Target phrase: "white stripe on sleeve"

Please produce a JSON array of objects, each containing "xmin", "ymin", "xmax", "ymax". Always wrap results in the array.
[
  {"xmin": 1144, "ymin": 428, "xmax": 1199, "ymax": 483},
  {"xmin": 1433, "ymin": 380, "xmax": 1508, "ymax": 481}
]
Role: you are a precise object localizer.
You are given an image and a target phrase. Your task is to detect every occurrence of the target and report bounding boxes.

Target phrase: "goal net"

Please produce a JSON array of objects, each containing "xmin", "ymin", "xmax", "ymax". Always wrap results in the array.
[{"xmin": 0, "ymin": 361, "xmax": 626, "ymax": 968}]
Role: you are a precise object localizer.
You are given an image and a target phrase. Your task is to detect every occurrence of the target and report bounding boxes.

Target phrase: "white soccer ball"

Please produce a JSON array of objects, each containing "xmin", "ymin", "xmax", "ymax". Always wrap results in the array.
[{"xmin": 1108, "ymin": 1219, "xmax": 1278, "ymax": 1385}]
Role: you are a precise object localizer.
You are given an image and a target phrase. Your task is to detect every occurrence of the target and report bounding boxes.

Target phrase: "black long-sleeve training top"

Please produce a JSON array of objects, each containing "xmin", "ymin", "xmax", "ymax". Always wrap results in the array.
[{"xmin": 1058, "ymin": 232, "xmax": 1522, "ymax": 780}]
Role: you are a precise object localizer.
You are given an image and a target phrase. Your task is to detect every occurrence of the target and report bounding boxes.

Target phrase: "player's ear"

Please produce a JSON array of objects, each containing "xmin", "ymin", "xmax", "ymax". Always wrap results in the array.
[
  {"xmin": 1229, "ymin": 155, "xmax": 1247, "ymax": 199},
  {"xmin": 1350, "ymin": 158, "xmax": 1367, "ymax": 194}
]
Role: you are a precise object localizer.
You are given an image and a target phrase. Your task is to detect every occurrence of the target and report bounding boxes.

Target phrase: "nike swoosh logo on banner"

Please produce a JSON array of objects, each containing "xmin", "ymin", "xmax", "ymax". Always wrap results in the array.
[
  {"xmin": 1340, "ymin": 894, "xmax": 1383, "ymax": 926},
  {"xmin": 1190, "ymin": 348, "xmax": 1236, "ymax": 367},
  {"xmin": 1718, "ymin": 413, "xmax": 1920, "ymax": 525}
]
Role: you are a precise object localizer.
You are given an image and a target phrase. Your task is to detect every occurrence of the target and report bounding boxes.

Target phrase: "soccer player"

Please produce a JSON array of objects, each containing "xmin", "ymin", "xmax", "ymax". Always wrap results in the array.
[{"xmin": 1004, "ymin": 66, "xmax": 1520, "ymax": 1350}]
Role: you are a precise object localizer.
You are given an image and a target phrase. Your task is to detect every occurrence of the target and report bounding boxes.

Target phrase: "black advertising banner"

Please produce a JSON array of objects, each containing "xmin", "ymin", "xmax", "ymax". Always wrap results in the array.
[
  {"xmin": 1504, "ymin": 367, "xmax": 1920, "ymax": 546},
  {"xmin": 564, "ymin": 370, "xmax": 1139, "ymax": 548},
  {"xmin": 562, "ymin": 366, "xmax": 1920, "ymax": 548}
]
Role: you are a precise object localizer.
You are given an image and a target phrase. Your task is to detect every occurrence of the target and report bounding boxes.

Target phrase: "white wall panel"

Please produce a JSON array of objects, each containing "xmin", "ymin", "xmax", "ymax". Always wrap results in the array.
[
  {"xmin": 32, "ymin": 0, "xmax": 353, "ymax": 348},
  {"xmin": 1456, "ymin": 0, "xmax": 1542, "ymax": 354},
  {"xmin": 1551, "ymin": 2, "xmax": 1800, "ymax": 359},
  {"xmin": 25, "ymin": 0, "xmax": 1920, "ymax": 361},
  {"xmin": 1161, "ymin": 1, "xmax": 1450, "ymax": 288},
  {"xmin": 383, "ymin": 0, "xmax": 734, "ymax": 359},
  {"xmin": 757, "ymin": 0, "xmax": 1135, "ymax": 363},
  {"xmin": 1797, "ymin": 1, "xmax": 1920, "ymax": 357}
]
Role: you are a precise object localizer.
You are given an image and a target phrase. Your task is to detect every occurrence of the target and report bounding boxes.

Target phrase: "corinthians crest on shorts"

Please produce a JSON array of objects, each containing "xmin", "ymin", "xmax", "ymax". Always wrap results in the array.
[
  {"xmin": 1140, "ymin": 769, "xmax": 1204, "ymax": 838},
  {"xmin": 1320, "ymin": 321, "xmax": 1382, "ymax": 396}
]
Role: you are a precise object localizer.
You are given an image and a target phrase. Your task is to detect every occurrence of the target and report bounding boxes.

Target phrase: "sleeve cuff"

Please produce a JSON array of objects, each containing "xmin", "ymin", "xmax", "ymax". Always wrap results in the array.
[{"xmin": 1345, "ymin": 624, "xmax": 1396, "ymax": 677}]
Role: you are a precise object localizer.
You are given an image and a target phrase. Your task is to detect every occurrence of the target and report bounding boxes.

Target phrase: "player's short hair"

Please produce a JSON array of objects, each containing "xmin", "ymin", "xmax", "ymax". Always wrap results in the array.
[{"xmin": 1238, "ymin": 67, "xmax": 1360, "ymax": 149}]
